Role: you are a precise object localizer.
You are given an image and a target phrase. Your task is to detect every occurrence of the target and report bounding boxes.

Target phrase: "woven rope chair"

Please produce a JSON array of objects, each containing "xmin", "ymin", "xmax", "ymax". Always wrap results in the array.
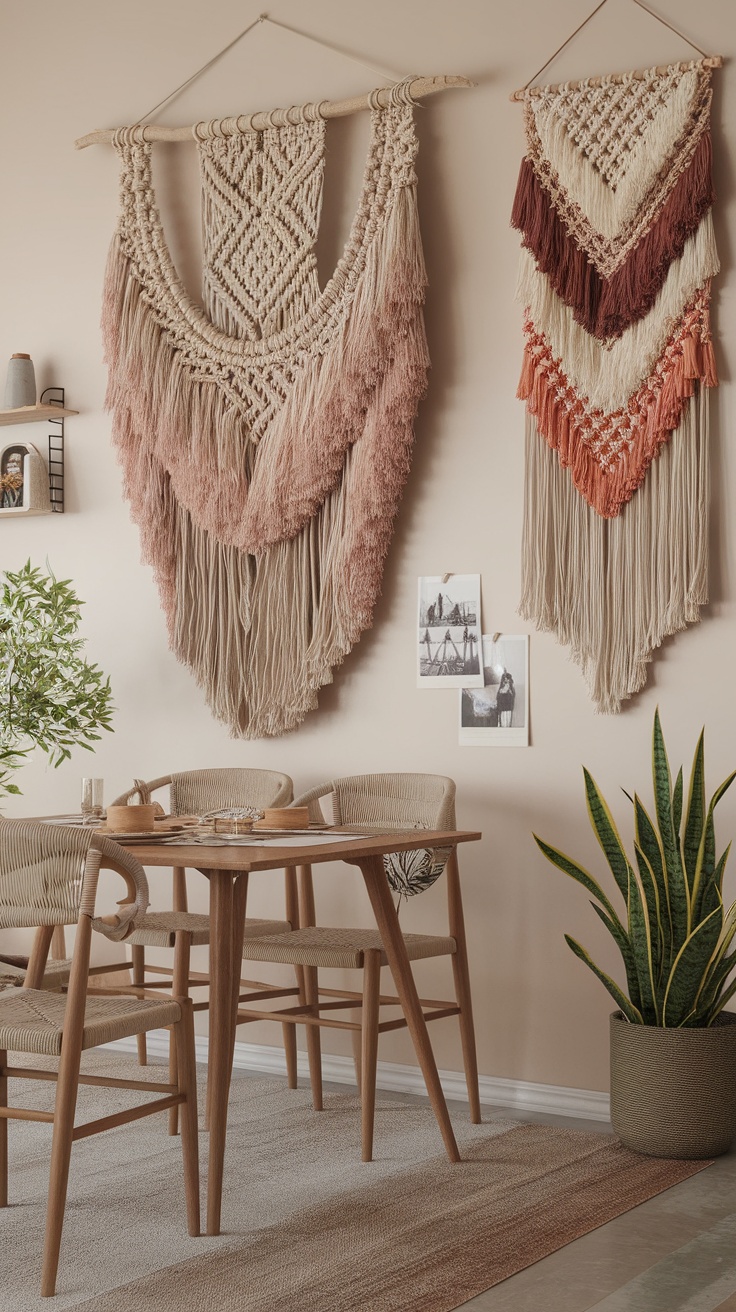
[
  {"xmin": 109, "ymin": 769, "xmax": 298, "ymax": 1130},
  {"xmin": 238, "ymin": 773, "xmax": 480, "ymax": 1161},
  {"xmin": 0, "ymin": 955, "xmax": 70, "ymax": 991},
  {"xmin": 0, "ymin": 819, "xmax": 199, "ymax": 1297}
]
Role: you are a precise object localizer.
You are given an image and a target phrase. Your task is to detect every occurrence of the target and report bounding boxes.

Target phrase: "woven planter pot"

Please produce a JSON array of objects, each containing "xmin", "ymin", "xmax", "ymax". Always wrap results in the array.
[{"xmin": 610, "ymin": 1010, "xmax": 736, "ymax": 1158}]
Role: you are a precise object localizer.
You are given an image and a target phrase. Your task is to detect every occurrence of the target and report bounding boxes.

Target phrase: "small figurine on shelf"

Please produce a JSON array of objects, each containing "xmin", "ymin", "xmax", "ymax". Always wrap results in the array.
[
  {"xmin": 0, "ymin": 448, "xmax": 24, "ymax": 508},
  {"xmin": 0, "ymin": 440, "xmax": 50, "ymax": 516}
]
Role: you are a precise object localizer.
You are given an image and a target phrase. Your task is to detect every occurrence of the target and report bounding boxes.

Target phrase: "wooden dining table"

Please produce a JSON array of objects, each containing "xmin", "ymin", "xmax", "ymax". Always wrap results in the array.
[{"xmin": 104, "ymin": 825, "xmax": 481, "ymax": 1234}]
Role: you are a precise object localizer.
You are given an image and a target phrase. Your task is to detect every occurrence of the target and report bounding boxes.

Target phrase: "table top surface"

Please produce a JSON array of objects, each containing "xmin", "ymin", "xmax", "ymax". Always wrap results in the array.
[{"xmin": 105, "ymin": 827, "xmax": 482, "ymax": 872}]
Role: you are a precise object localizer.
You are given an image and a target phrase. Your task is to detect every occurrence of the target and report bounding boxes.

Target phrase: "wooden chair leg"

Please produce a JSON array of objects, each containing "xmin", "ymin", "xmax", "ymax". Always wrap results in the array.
[
  {"xmin": 298, "ymin": 965, "xmax": 323, "ymax": 1111},
  {"xmin": 284, "ymin": 874, "xmax": 300, "ymax": 1089},
  {"xmin": 41, "ymin": 1028, "xmax": 84, "ymax": 1296},
  {"xmin": 172, "ymin": 999, "xmax": 200, "ymax": 1237},
  {"xmin": 446, "ymin": 850, "xmax": 481, "ymax": 1123},
  {"xmin": 282, "ymin": 1021, "xmax": 298, "ymax": 1089},
  {"xmin": 26, "ymin": 925, "xmax": 54, "ymax": 990},
  {"xmin": 169, "ymin": 932, "xmax": 192, "ymax": 1136},
  {"xmin": 172, "ymin": 866, "xmax": 188, "ymax": 913},
  {"xmin": 0, "ymin": 1049, "xmax": 7, "ymax": 1208},
  {"xmin": 351, "ymin": 1020, "xmax": 362, "ymax": 1090},
  {"xmin": 296, "ymin": 865, "xmax": 323, "ymax": 1111},
  {"xmin": 360, "ymin": 952, "xmax": 381, "ymax": 1163},
  {"xmin": 50, "ymin": 926, "xmax": 66, "ymax": 961},
  {"xmin": 451, "ymin": 948, "xmax": 481, "ymax": 1123},
  {"xmin": 131, "ymin": 945, "xmax": 147, "ymax": 1066}
]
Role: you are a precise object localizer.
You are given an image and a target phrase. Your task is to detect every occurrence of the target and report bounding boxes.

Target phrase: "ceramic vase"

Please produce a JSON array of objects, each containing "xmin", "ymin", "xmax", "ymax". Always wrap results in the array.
[{"xmin": 3, "ymin": 354, "xmax": 36, "ymax": 409}]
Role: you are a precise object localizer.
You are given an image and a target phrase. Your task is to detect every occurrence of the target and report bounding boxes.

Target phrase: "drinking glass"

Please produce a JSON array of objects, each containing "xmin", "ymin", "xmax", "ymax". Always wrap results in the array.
[{"xmin": 80, "ymin": 777, "xmax": 104, "ymax": 822}]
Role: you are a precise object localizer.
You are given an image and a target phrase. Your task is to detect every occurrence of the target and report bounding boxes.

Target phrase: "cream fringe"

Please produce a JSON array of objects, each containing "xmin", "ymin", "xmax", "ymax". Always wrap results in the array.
[
  {"xmin": 532, "ymin": 70, "xmax": 698, "ymax": 239},
  {"xmin": 517, "ymin": 214, "xmax": 719, "ymax": 411},
  {"xmin": 105, "ymin": 181, "xmax": 428, "ymax": 738},
  {"xmin": 520, "ymin": 389, "xmax": 708, "ymax": 713}
]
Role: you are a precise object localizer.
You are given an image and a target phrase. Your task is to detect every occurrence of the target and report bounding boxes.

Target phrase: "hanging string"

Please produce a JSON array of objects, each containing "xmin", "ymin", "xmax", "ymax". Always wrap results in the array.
[
  {"xmin": 140, "ymin": 12, "xmax": 402, "ymax": 124},
  {"xmin": 518, "ymin": 0, "xmax": 714, "ymax": 93},
  {"xmin": 141, "ymin": 14, "xmax": 266, "ymax": 121},
  {"xmin": 264, "ymin": 16, "xmax": 403, "ymax": 82},
  {"xmin": 630, "ymin": 0, "xmax": 709, "ymax": 58},
  {"xmin": 521, "ymin": 0, "xmax": 609, "ymax": 91}
]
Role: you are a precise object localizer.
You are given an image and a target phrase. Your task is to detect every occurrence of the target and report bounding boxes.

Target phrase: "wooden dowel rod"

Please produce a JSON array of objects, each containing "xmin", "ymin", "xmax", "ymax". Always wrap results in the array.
[
  {"xmin": 7, "ymin": 1066, "xmax": 176, "ymax": 1094},
  {"xmin": 510, "ymin": 54, "xmax": 722, "ymax": 100},
  {"xmin": 72, "ymin": 1095, "xmax": 183, "ymax": 1140},
  {"xmin": 75, "ymin": 74, "xmax": 473, "ymax": 149},
  {"xmin": 0, "ymin": 1106, "xmax": 55, "ymax": 1123}
]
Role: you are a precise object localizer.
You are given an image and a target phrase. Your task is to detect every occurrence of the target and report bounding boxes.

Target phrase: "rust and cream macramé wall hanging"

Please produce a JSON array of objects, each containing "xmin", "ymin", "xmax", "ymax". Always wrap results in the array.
[
  {"xmin": 511, "ymin": 58, "xmax": 720, "ymax": 712},
  {"xmin": 97, "ymin": 78, "xmax": 450, "ymax": 737}
]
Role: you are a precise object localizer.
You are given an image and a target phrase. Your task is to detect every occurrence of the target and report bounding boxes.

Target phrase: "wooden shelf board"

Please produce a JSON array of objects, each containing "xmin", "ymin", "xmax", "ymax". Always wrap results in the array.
[{"xmin": 0, "ymin": 404, "xmax": 78, "ymax": 428}]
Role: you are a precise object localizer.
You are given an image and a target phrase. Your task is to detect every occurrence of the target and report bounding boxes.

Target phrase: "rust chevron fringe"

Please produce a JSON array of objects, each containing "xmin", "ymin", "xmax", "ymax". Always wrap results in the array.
[
  {"xmin": 516, "ymin": 290, "xmax": 717, "ymax": 517},
  {"xmin": 511, "ymin": 132, "xmax": 714, "ymax": 341},
  {"xmin": 103, "ymin": 92, "xmax": 429, "ymax": 737},
  {"xmin": 513, "ymin": 60, "xmax": 719, "ymax": 712}
]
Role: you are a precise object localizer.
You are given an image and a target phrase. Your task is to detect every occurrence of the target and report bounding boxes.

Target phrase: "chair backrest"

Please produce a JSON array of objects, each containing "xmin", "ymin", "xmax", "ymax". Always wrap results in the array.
[
  {"xmin": 294, "ymin": 774, "xmax": 457, "ymax": 900},
  {"xmin": 113, "ymin": 769, "xmax": 293, "ymax": 815},
  {"xmin": 298, "ymin": 773, "xmax": 456, "ymax": 830},
  {"xmin": 169, "ymin": 769, "xmax": 293, "ymax": 816},
  {"xmin": 0, "ymin": 820, "xmax": 148, "ymax": 942}
]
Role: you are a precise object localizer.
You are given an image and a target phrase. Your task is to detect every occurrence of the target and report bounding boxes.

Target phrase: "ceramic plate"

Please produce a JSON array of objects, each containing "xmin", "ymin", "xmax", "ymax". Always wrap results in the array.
[{"xmin": 96, "ymin": 826, "xmax": 184, "ymax": 840}]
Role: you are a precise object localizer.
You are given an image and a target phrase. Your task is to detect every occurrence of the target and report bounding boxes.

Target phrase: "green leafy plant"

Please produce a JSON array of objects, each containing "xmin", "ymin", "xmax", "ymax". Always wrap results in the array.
[
  {"xmin": 0, "ymin": 561, "xmax": 114, "ymax": 798},
  {"xmin": 534, "ymin": 710, "xmax": 736, "ymax": 1027}
]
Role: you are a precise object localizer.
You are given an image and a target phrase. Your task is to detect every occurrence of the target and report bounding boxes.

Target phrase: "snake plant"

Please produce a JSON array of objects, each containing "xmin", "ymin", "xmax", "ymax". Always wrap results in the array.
[{"xmin": 534, "ymin": 710, "xmax": 736, "ymax": 1027}]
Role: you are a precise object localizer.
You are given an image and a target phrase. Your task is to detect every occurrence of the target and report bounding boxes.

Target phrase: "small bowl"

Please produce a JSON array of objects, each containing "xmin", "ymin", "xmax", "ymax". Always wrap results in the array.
[
  {"xmin": 260, "ymin": 806, "xmax": 310, "ymax": 830},
  {"xmin": 105, "ymin": 804, "xmax": 157, "ymax": 833},
  {"xmin": 213, "ymin": 816, "xmax": 254, "ymax": 835}
]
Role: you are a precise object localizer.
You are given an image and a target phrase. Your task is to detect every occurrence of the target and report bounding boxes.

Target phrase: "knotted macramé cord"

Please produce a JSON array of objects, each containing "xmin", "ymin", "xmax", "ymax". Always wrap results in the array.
[
  {"xmin": 513, "ymin": 60, "xmax": 718, "ymax": 711},
  {"xmin": 104, "ymin": 97, "xmax": 429, "ymax": 737}
]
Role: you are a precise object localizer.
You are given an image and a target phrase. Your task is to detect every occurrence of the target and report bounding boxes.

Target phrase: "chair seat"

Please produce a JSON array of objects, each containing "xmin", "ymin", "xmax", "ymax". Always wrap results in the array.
[
  {"xmin": 0, "ymin": 959, "xmax": 71, "ymax": 992},
  {"xmin": 127, "ymin": 912, "xmax": 213, "ymax": 948},
  {"xmin": 241, "ymin": 927, "xmax": 457, "ymax": 970},
  {"xmin": 242, "ymin": 918, "xmax": 292, "ymax": 939},
  {"xmin": 127, "ymin": 913, "xmax": 292, "ymax": 949},
  {"xmin": 0, "ymin": 986, "xmax": 182, "ymax": 1056}
]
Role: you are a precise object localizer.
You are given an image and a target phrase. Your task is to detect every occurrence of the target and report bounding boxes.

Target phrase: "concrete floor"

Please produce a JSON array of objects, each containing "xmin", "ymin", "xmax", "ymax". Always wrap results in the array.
[{"xmin": 455, "ymin": 1103, "xmax": 736, "ymax": 1312}]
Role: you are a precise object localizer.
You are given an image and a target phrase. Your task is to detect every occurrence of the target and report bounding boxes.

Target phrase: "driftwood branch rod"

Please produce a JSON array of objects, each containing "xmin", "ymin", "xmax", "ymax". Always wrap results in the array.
[{"xmin": 75, "ymin": 74, "xmax": 473, "ymax": 149}]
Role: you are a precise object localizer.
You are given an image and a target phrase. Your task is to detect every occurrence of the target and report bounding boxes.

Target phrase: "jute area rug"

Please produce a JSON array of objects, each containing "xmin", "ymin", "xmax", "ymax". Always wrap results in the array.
[{"xmin": 0, "ymin": 1052, "xmax": 707, "ymax": 1312}]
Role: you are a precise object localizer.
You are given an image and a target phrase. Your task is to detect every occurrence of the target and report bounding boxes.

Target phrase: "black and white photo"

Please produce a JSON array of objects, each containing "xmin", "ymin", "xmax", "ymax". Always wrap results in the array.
[
  {"xmin": 459, "ymin": 634, "xmax": 529, "ymax": 745},
  {"xmin": 417, "ymin": 574, "xmax": 483, "ymax": 688}
]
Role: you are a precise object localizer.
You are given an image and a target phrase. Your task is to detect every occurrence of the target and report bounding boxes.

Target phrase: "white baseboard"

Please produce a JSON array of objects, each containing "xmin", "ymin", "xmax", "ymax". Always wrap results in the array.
[{"xmin": 106, "ymin": 1031, "xmax": 611, "ymax": 1123}]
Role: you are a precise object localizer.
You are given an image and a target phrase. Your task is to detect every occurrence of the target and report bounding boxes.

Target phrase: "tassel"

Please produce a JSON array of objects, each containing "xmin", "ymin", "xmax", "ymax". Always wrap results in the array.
[
  {"xmin": 516, "ymin": 343, "xmax": 535, "ymax": 400},
  {"xmin": 681, "ymin": 334, "xmax": 700, "ymax": 379},
  {"xmin": 702, "ymin": 339, "xmax": 718, "ymax": 387}
]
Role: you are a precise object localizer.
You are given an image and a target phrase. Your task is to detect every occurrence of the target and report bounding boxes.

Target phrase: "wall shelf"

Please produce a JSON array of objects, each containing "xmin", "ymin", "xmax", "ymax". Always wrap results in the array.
[
  {"xmin": 0, "ymin": 402, "xmax": 77, "ymax": 428},
  {"xmin": 0, "ymin": 388, "xmax": 75, "ymax": 513}
]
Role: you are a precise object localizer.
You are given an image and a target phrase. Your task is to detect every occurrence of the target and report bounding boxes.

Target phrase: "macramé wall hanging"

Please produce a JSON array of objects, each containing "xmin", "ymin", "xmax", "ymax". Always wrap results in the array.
[
  {"xmin": 78, "ymin": 18, "xmax": 470, "ymax": 737},
  {"xmin": 510, "ymin": 11, "xmax": 722, "ymax": 713}
]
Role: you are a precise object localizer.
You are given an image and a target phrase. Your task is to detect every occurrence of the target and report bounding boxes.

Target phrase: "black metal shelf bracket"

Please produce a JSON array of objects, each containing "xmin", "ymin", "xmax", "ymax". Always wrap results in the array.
[{"xmin": 40, "ymin": 386, "xmax": 66, "ymax": 513}]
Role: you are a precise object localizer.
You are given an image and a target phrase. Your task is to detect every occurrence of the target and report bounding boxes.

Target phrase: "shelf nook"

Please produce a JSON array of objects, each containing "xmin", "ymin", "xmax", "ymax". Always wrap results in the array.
[{"xmin": 0, "ymin": 387, "xmax": 76, "ymax": 514}]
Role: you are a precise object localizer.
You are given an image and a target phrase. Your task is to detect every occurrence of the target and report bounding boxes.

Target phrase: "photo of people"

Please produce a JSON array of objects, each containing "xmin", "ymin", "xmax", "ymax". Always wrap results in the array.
[
  {"xmin": 459, "ymin": 634, "xmax": 529, "ymax": 746},
  {"xmin": 417, "ymin": 574, "xmax": 483, "ymax": 688},
  {"xmin": 0, "ymin": 445, "xmax": 25, "ymax": 510}
]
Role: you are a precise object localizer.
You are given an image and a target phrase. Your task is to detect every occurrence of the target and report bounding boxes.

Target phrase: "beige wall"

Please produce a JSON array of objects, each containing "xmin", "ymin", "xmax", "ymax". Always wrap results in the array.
[{"xmin": 1, "ymin": 0, "xmax": 734, "ymax": 1093}]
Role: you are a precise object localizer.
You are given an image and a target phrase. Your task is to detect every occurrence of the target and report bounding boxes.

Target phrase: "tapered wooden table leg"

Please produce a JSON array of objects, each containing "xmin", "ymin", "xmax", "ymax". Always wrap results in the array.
[
  {"xmin": 357, "ymin": 854, "xmax": 460, "ymax": 1163},
  {"xmin": 228, "ymin": 874, "xmax": 249, "ymax": 1065},
  {"xmin": 205, "ymin": 870, "xmax": 249, "ymax": 1234},
  {"xmin": 205, "ymin": 869, "xmax": 235, "ymax": 1235}
]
